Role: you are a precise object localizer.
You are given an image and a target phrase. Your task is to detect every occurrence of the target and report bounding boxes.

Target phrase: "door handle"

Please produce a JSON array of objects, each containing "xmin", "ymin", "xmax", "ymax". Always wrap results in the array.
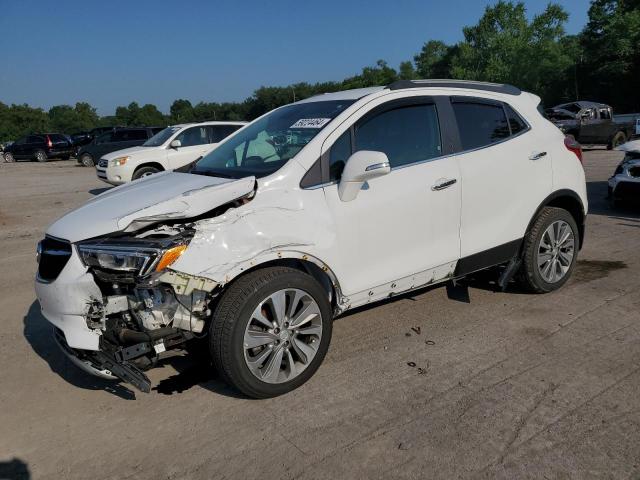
[
  {"xmin": 529, "ymin": 151, "xmax": 547, "ymax": 161},
  {"xmin": 432, "ymin": 178, "xmax": 457, "ymax": 191}
]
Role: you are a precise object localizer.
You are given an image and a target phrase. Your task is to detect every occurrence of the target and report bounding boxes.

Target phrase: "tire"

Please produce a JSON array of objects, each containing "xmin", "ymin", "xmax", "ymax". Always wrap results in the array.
[
  {"xmin": 518, "ymin": 207, "xmax": 579, "ymax": 293},
  {"xmin": 210, "ymin": 267, "xmax": 333, "ymax": 398},
  {"xmin": 3, "ymin": 152, "xmax": 14, "ymax": 163},
  {"xmin": 608, "ymin": 131, "xmax": 626, "ymax": 150},
  {"xmin": 80, "ymin": 154, "xmax": 94, "ymax": 167},
  {"xmin": 35, "ymin": 150, "xmax": 48, "ymax": 162},
  {"xmin": 132, "ymin": 166, "xmax": 160, "ymax": 180}
]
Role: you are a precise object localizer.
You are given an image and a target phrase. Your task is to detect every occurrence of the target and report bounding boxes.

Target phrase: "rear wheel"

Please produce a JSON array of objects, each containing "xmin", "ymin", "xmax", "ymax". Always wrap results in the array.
[
  {"xmin": 608, "ymin": 131, "xmax": 626, "ymax": 150},
  {"xmin": 132, "ymin": 166, "xmax": 160, "ymax": 180},
  {"xmin": 80, "ymin": 154, "xmax": 94, "ymax": 167},
  {"xmin": 35, "ymin": 150, "xmax": 48, "ymax": 162},
  {"xmin": 210, "ymin": 267, "xmax": 333, "ymax": 398},
  {"xmin": 518, "ymin": 207, "xmax": 579, "ymax": 293}
]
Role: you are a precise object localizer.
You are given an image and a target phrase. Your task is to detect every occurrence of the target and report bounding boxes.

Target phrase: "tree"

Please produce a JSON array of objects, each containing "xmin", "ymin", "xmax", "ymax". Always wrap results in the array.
[
  {"xmin": 170, "ymin": 99, "xmax": 194, "ymax": 123},
  {"xmin": 579, "ymin": 0, "xmax": 640, "ymax": 111},
  {"xmin": 414, "ymin": 40, "xmax": 454, "ymax": 78},
  {"xmin": 448, "ymin": 1, "xmax": 577, "ymax": 104}
]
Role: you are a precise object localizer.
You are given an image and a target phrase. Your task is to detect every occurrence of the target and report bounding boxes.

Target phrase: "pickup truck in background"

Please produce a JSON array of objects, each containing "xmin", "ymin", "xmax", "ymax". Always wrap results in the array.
[{"xmin": 546, "ymin": 101, "xmax": 635, "ymax": 149}]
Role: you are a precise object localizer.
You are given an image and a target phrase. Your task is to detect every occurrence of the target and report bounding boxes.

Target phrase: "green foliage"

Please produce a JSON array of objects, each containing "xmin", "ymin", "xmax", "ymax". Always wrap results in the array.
[{"xmin": 1, "ymin": 0, "xmax": 638, "ymax": 142}]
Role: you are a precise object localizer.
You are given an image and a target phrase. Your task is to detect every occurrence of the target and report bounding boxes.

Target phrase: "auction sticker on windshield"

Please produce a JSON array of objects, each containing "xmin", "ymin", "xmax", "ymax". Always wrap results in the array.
[{"xmin": 290, "ymin": 118, "xmax": 332, "ymax": 129}]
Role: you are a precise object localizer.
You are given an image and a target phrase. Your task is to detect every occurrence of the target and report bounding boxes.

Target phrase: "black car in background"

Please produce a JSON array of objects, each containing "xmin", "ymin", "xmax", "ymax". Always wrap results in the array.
[
  {"xmin": 76, "ymin": 126, "xmax": 164, "ymax": 166},
  {"xmin": 70, "ymin": 126, "xmax": 123, "ymax": 149},
  {"xmin": 3, "ymin": 133, "xmax": 74, "ymax": 162}
]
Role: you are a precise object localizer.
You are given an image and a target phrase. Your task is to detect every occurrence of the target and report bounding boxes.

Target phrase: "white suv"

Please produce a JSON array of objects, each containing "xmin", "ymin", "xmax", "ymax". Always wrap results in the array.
[
  {"xmin": 35, "ymin": 80, "xmax": 587, "ymax": 398},
  {"xmin": 95, "ymin": 121, "xmax": 246, "ymax": 185}
]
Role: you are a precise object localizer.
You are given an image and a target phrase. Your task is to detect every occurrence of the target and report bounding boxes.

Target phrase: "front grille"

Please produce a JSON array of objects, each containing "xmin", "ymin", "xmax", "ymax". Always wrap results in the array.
[
  {"xmin": 98, "ymin": 159, "xmax": 108, "ymax": 168},
  {"xmin": 38, "ymin": 236, "xmax": 72, "ymax": 282}
]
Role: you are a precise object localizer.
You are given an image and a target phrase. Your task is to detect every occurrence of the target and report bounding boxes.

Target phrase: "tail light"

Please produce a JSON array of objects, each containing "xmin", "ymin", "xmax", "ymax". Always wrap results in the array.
[
  {"xmin": 564, "ymin": 136, "xmax": 583, "ymax": 164},
  {"xmin": 46, "ymin": 135, "xmax": 53, "ymax": 148}
]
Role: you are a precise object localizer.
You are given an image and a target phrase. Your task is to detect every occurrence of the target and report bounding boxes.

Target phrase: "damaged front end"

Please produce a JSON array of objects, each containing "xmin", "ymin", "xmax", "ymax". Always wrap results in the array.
[{"xmin": 37, "ymin": 223, "xmax": 220, "ymax": 393}]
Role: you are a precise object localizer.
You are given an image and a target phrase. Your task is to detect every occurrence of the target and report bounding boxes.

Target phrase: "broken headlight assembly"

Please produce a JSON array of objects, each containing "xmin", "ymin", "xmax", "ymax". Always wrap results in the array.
[{"xmin": 77, "ymin": 237, "xmax": 189, "ymax": 277}]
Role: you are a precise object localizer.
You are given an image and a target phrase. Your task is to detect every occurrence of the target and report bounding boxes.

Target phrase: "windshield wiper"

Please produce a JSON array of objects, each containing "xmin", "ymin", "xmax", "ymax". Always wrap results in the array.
[{"xmin": 190, "ymin": 169, "xmax": 234, "ymax": 179}]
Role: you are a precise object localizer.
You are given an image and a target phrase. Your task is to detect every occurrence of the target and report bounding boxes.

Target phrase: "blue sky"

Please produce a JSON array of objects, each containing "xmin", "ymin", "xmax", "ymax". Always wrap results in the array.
[{"xmin": 0, "ymin": 0, "xmax": 590, "ymax": 115}]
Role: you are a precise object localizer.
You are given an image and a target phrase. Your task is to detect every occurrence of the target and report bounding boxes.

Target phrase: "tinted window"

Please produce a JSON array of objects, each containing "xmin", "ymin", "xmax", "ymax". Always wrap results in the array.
[
  {"xmin": 328, "ymin": 130, "xmax": 352, "ymax": 181},
  {"xmin": 14, "ymin": 137, "xmax": 27, "ymax": 145},
  {"xmin": 113, "ymin": 129, "xmax": 147, "ymax": 141},
  {"xmin": 354, "ymin": 104, "xmax": 441, "ymax": 168},
  {"xmin": 453, "ymin": 102, "xmax": 510, "ymax": 150},
  {"xmin": 209, "ymin": 125, "xmax": 241, "ymax": 143},
  {"xmin": 50, "ymin": 134, "xmax": 67, "ymax": 143},
  {"xmin": 505, "ymin": 104, "xmax": 527, "ymax": 135},
  {"xmin": 26, "ymin": 135, "xmax": 43, "ymax": 143},
  {"xmin": 176, "ymin": 126, "xmax": 208, "ymax": 147},
  {"xmin": 128, "ymin": 129, "xmax": 149, "ymax": 140},
  {"xmin": 96, "ymin": 132, "xmax": 114, "ymax": 143}
]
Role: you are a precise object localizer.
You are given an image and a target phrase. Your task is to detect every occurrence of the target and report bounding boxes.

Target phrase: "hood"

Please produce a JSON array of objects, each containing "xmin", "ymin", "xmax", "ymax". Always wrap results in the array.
[
  {"xmin": 101, "ymin": 145, "xmax": 158, "ymax": 160},
  {"xmin": 47, "ymin": 172, "xmax": 256, "ymax": 242}
]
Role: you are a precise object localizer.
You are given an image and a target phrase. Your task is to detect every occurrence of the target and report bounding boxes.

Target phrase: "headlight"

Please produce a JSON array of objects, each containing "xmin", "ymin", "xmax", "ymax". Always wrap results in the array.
[
  {"xmin": 111, "ymin": 156, "xmax": 129, "ymax": 166},
  {"xmin": 78, "ymin": 242, "xmax": 188, "ymax": 275}
]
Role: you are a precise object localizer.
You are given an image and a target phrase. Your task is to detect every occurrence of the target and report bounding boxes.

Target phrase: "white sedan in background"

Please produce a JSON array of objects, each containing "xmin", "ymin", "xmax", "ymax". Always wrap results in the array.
[{"xmin": 96, "ymin": 121, "xmax": 246, "ymax": 185}]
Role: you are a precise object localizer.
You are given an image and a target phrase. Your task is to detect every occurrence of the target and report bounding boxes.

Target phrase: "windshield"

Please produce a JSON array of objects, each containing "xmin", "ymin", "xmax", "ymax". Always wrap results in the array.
[
  {"xmin": 192, "ymin": 100, "xmax": 355, "ymax": 179},
  {"xmin": 143, "ymin": 126, "xmax": 181, "ymax": 147}
]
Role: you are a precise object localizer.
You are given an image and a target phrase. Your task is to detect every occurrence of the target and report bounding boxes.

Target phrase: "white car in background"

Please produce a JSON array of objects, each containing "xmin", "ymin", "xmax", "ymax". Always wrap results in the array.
[
  {"xmin": 96, "ymin": 121, "xmax": 246, "ymax": 185},
  {"xmin": 610, "ymin": 139, "xmax": 640, "ymax": 204}
]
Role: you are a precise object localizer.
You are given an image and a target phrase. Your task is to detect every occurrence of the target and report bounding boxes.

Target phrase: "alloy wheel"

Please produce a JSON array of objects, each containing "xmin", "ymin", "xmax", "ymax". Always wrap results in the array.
[
  {"xmin": 243, "ymin": 288, "xmax": 323, "ymax": 384},
  {"xmin": 537, "ymin": 220, "xmax": 575, "ymax": 283}
]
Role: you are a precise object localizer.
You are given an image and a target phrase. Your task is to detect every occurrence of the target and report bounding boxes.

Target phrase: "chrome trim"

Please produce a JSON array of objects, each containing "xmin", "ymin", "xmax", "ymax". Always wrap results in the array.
[{"xmin": 365, "ymin": 162, "xmax": 390, "ymax": 172}]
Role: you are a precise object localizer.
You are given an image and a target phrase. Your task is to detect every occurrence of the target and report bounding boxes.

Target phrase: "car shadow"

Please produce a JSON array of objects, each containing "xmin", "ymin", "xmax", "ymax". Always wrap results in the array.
[
  {"xmin": 89, "ymin": 187, "xmax": 111, "ymax": 196},
  {"xmin": 0, "ymin": 458, "xmax": 30, "ymax": 480}
]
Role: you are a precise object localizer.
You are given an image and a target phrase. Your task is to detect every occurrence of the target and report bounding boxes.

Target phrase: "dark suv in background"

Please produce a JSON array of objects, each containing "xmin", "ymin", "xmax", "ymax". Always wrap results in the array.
[
  {"xmin": 76, "ymin": 127, "xmax": 164, "ymax": 167},
  {"xmin": 3, "ymin": 133, "xmax": 74, "ymax": 162}
]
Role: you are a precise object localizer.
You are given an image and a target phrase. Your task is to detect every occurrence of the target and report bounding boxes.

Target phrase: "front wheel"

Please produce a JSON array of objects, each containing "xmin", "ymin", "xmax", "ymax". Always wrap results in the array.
[
  {"xmin": 210, "ymin": 267, "xmax": 333, "ymax": 398},
  {"xmin": 518, "ymin": 207, "xmax": 579, "ymax": 293},
  {"xmin": 132, "ymin": 166, "xmax": 160, "ymax": 180},
  {"xmin": 3, "ymin": 152, "xmax": 14, "ymax": 163}
]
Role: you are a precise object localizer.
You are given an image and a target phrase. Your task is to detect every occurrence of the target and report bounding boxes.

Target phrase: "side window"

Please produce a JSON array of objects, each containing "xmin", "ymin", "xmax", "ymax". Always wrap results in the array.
[
  {"xmin": 112, "ymin": 130, "xmax": 128, "ymax": 142},
  {"xmin": 328, "ymin": 130, "xmax": 352, "ymax": 182},
  {"xmin": 176, "ymin": 127, "xmax": 208, "ymax": 147},
  {"xmin": 97, "ymin": 132, "xmax": 114, "ymax": 144},
  {"xmin": 14, "ymin": 137, "xmax": 27, "ymax": 145},
  {"xmin": 452, "ymin": 101, "xmax": 510, "ymax": 150},
  {"xmin": 504, "ymin": 104, "xmax": 527, "ymax": 136},
  {"xmin": 128, "ymin": 130, "xmax": 149, "ymax": 141},
  {"xmin": 354, "ymin": 104, "xmax": 441, "ymax": 168},
  {"xmin": 599, "ymin": 108, "xmax": 611, "ymax": 120},
  {"xmin": 26, "ymin": 135, "xmax": 42, "ymax": 143},
  {"xmin": 209, "ymin": 125, "xmax": 239, "ymax": 143}
]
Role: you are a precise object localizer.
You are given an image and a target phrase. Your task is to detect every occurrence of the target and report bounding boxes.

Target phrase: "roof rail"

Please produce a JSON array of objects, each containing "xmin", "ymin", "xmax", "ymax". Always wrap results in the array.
[{"xmin": 386, "ymin": 79, "xmax": 521, "ymax": 96}]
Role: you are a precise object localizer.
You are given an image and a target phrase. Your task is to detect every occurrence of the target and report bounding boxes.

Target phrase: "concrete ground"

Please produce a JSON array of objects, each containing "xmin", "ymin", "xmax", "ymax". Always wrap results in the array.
[{"xmin": 0, "ymin": 150, "xmax": 638, "ymax": 480}]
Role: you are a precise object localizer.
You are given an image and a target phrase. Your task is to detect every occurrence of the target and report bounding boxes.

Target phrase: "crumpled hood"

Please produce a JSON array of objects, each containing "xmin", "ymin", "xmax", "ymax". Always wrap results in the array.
[{"xmin": 47, "ymin": 172, "xmax": 255, "ymax": 242}]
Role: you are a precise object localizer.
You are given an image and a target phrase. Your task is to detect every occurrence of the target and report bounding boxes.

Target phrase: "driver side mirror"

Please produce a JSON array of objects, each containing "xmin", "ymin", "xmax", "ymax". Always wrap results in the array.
[
  {"xmin": 338, "ymin": 150, "xmax": 390, "ymax": 202},
  {"xmin": 170, "ymin": 139, "xmax": 182, "ymax": 149}
]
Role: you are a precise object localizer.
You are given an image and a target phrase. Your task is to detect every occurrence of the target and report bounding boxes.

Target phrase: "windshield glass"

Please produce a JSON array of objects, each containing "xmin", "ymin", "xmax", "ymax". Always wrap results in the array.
[
  {"xmin": 143, "ymin": 126, "xmax": 181, "ymax": 147},
  {"xmin": 192, "ymin": 100, "xmax": 355, "ymax": 179}
]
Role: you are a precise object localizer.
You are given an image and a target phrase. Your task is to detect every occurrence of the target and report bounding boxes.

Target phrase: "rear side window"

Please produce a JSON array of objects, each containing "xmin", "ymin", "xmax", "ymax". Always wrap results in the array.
[
  {"xmin": 27, "ymin": 135, "xmax": 43, "ymax": 143},
  {"xmin": 354, "ymin": 104, "xmax": 441, "ymax": 168},
  {"xmin": 452, "ymin": 101, "xmax": 510, "ymax": 150},
  {"xmin": 209, "ymin": 125, "xmax": 241, "ymax": 143}
]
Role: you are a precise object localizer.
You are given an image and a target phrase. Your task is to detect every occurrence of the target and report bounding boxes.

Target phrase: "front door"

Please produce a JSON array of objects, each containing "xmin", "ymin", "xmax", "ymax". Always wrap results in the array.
[
  {"xmin": 322, "ymin": 98, "xmax": 461, "ymax": 297},
  {"xmin": 167, "ymin": 126, "xmax": 215, "ymax": 169}
]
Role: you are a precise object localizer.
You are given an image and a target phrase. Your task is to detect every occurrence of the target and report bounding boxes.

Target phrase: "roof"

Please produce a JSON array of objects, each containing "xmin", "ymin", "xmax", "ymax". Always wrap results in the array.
[{"xmin": 296, "ymin": 79, "xmax": 522, "ymax": 105}]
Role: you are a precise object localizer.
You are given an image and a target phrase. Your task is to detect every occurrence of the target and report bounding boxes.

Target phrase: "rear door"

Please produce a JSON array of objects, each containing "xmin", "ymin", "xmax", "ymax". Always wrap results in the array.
[
  {"xmin": 25, "ymin": 135, "xmax": 45, "ymax": 158},
  {"xmin": 166, "ymin": 126, "xmax": 213, "ymax": 169},
  {"xmin": 452, "ymin": 97, "xmax": 551, "ymax": 270}
]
